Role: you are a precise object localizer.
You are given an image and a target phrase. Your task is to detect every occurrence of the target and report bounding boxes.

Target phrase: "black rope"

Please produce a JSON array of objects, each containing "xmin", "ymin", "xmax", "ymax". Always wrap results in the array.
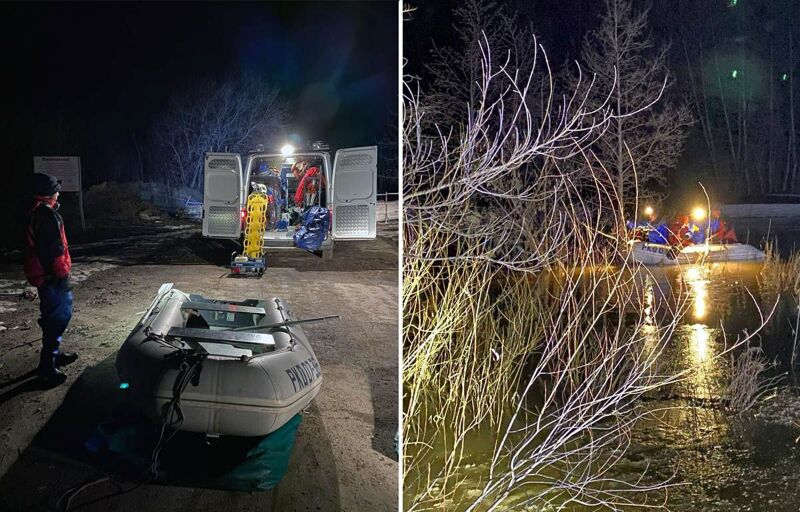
[{"xmin": 56, "ymin": 349, "xmax": 206, "ymax": 511}]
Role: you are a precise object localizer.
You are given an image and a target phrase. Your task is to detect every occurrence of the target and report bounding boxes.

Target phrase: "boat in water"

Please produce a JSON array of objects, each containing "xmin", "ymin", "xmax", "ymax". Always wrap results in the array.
[
  {"xmin": 629, "ymin": 241, "xmax": 766, "ymax": 266},
  {"xmin": 115, "ymin": 284, "xmax": 324, "ymax": 437}
]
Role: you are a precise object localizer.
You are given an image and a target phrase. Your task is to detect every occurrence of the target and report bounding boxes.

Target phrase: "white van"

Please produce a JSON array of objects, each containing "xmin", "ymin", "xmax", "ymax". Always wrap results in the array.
[{"xmin": 201, "ymin": 146, "xmax": 377, "ymax": 260}]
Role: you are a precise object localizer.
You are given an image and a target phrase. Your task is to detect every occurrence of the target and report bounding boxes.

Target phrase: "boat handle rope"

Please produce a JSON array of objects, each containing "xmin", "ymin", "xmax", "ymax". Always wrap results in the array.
[{"xmin": 275, "ymin": 298, "xmax": 297, "ymax": 351}]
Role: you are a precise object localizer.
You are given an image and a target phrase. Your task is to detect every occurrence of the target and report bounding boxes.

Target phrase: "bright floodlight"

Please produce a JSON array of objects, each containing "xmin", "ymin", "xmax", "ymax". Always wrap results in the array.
[
  {"xmin": 643, "ymin": 206, "xmax": 654, "ymax": 216},
  {"xmin": 280, "ymin": 144, "xmax": 295, "ymax": 156},
  {"xmin": 691, "ymin": 207, "xmax": 706, "ymax": 221}
]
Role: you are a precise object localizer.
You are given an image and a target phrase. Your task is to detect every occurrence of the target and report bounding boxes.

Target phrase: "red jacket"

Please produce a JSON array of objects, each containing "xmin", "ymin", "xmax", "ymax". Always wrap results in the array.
[
  {"xmin": 667, "ymin": 219, "xmax": 691, "ymax": 247},
  {"xmin": 23, "ymin": 196, "xmax": 71, "ymax": 287}
]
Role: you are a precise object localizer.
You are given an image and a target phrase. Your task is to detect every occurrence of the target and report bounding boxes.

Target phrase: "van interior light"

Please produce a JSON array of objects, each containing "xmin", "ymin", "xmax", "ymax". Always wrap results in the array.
[
  {"xmin": 691, "ymin": 207, "xmax": 706, "ymax": 221},
  {"xmin": 280, "ymin": 144, "xmax": 295, "ymax": 156}
]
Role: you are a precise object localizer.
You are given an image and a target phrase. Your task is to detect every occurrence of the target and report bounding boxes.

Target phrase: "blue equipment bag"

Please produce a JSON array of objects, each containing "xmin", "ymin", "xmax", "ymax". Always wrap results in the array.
[{"xmin": 293, "ymin": 206, "xmax": 330, "ymax": 252}]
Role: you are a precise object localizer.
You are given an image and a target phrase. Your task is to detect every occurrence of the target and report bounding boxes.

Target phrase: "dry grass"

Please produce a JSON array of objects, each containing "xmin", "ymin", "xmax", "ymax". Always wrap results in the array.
[
  {"xmin": 725, "ymin": 346, "xmax": 782, "ymax": 414},
  {"xmin": 760, "ymin": 241, "xmax": 800, "ymax": 297},
  {"xmin": 760, "ymin": 241, "xmax": 800, "ymax": 366}
]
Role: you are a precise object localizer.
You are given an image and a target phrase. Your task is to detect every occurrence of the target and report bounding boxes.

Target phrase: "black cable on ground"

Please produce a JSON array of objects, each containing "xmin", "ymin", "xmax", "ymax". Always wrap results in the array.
[{"xmin": 56, "ymin": 349, "xmax": 206, "ymax": 511}]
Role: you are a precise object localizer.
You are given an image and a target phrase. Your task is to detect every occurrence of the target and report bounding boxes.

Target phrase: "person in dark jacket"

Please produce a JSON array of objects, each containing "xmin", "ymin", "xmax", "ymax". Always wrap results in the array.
[{"xmin": 23, "ymin": 173, "xmax": 78, "ymax": 385}]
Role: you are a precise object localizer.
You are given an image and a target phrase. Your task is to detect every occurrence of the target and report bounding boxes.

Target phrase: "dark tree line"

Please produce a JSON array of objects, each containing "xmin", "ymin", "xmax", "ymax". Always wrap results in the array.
[{"xmin": 671, "ymin": 0, "xmax": 800, "ymax": 196}]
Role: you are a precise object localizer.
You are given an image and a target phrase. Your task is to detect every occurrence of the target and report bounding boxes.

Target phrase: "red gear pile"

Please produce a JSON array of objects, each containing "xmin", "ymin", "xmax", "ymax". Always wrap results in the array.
[{"xmin": 294, "ymin": 166, "xmax": 320, "ymax": 205}]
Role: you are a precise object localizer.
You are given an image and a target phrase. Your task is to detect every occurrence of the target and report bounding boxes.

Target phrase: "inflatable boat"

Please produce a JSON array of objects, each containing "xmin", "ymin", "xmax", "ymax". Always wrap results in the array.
[
  {"xmin": 115, "ymin": 284, "xmax": 324, "ymax": 437},
  {"xmin": 629, "ymin": 241, "xmax": 765, "ymax": 266}
]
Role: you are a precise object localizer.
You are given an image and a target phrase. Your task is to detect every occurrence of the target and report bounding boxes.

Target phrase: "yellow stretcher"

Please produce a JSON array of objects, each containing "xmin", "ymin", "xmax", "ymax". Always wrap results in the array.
[
  {"xmin": 232, "ymin": 192, "xmax": 269, "ymax": 275},
  {"xmin": 243, "ymin": 192, "xmax": 268, "ymax": 258}
]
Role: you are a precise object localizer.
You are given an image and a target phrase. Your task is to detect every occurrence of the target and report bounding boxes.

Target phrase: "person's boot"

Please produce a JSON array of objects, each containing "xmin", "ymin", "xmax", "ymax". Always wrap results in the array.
[
  {"xmin": 38, "ymin": 349, "xmax": 67, "ymax": 387},
  {"xmin": 38, "ymin": 366, "xmax": 67, "ymax": 387},
  {"xmin": 56, "ymin": 352, "xmax": 78, "ymax": 367}
]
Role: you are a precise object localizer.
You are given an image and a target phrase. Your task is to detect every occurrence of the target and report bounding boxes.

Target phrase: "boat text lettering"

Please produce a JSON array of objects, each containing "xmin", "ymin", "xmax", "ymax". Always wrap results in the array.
[{"xmin": 286, "ymin": 357, "xmax": 321, "ymax": 392}]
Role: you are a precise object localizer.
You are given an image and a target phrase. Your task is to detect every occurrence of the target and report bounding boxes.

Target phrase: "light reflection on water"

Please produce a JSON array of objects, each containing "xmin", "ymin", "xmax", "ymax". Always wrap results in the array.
[
  {"xmin": 683, "ymin": 265, "xmax": 709, "ymax": 321},
  {"xmin": 409, "ymin": 262, "xmax": 800, "ymax": 511},
  {"xmin": 680, "ymin": 264, "xmax": 720, "ymax": 399},
  {"xmin": 642, "ymin": 262, "xmax": 769, "ymax": 401}
]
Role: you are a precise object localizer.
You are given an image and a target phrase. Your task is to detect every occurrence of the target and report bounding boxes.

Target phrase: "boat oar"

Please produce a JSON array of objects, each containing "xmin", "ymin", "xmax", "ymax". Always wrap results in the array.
[{"xmin": 232, "ymin": 314, "xmax": 340, "ymax": 332}]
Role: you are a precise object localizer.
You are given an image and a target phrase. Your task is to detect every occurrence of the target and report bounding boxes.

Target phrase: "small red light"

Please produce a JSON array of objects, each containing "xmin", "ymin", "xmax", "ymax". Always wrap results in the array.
[{"xmin": 232, "ymin": 267, "xmax": 240, "ymax": 273}]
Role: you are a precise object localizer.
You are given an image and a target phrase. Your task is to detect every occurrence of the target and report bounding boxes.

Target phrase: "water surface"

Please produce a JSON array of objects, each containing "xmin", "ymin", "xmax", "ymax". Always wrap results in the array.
[{"xmin": 407, "ymin": 261, "xmax": 800, "ymax": 511}]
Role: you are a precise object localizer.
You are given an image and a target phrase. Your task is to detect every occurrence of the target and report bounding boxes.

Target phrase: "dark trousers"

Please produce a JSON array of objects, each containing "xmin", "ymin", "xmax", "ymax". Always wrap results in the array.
[{"xmin": 37, "ymin": 283, "xmax": 73, "ymax": 371}]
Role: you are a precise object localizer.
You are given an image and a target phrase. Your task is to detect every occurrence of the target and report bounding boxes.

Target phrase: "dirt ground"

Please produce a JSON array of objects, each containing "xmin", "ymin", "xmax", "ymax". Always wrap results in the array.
[{"xmin": 0, "ymin": 219, "xmax": 399, "ymax": 511}]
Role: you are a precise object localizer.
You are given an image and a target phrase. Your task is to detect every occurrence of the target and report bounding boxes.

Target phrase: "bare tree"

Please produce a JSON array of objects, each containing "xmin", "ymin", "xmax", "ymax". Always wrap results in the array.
[
  {"xmin": 675, "ymin": 0, "xmax": 800, "ymax": 196},
  {"xmin": 150, "ymin": 75, "xmax": 287, "ymax": 189},
  {"xmin": 422, "ymin": 0, "xmax": 538, "ymax": 129},
  {"xmin": 576, "ymin": 0, "xmax": 692, "ymax": 204}
]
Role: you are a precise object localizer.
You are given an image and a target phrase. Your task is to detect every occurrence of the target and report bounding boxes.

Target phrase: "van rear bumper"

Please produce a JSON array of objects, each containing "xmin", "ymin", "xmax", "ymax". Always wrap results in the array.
[
  {"xmin": 262, "ymin": 238, "xmax": 333, "ymax": 250},
  {"xmin": 201, "ymin": 233, "xmax": 333, "ymax": 251}
]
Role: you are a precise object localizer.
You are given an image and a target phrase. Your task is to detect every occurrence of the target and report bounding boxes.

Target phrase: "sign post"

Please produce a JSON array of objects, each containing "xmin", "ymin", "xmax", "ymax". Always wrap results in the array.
[{"xmin": 32, "ymin": 156, "xmax": 85, "ymax": 231}]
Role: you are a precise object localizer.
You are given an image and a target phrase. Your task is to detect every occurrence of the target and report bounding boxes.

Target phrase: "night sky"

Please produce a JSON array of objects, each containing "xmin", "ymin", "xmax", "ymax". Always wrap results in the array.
[
  {"xmin": 404, "ymin": 0, "xmax": 603, "ymax": 79},
  {"xmin": 0, "ymin": 1, "xmax": 397, "ymax": 211}
]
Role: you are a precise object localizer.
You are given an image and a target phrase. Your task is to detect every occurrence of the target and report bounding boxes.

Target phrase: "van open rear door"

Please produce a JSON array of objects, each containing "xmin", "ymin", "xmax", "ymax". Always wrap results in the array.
[
  {"xmin": 331, "ymin": 146, "xmax": 377, "ymax": 240},
  {"xmin": 202, "ymin": 152, "xmax": 243, "ymax": 239}
]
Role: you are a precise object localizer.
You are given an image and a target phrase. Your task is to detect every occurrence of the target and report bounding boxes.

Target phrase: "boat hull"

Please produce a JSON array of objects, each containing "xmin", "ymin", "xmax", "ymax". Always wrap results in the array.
[
  {"xmin": 629, "ymin": 242, "xmax": 765, "ymax": 266},
  {"xmin": 116, "ymin": 288, "xmax": 322, "ymax": 437}
]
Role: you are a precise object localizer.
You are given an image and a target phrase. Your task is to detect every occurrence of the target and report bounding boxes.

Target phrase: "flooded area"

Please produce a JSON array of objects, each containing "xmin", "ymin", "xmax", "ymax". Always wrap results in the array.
[
  {"xmin": 618, "ymin": 262, "xmax": 800, "ymax": 511},
  {"xmin": 406, "ymin": 259, "xmax": 800, "ymax": 511}
]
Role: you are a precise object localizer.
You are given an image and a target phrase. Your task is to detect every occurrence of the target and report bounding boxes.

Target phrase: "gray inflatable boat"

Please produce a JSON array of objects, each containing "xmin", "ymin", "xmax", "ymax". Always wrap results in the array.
[{"xmin": 116, "ymin": 284, "xmax": 323, "ymax": 437}]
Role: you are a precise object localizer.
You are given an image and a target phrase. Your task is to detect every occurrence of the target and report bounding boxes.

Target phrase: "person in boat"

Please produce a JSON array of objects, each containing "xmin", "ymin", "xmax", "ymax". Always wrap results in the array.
[
  {"xmin": 667, "ymin": 215, "xmax": 693, "ymax": 248},
  {"xmin": 709, "ymin": 208, "xmax": 738, "ymax": 244},
  {"xmin": 626, "ymin": 208, "xmax": 660, "ymax": 241},
  {"xmin": 648, "ymin": 223, "xmax": 670, "ymax": 244},
  {"xmin": 688, "ymin": 219, "xmax": 707, "ymax": 245},
  {"xmin": 21, "ymin": 174, "xmax": 78, "ymax": 386}
]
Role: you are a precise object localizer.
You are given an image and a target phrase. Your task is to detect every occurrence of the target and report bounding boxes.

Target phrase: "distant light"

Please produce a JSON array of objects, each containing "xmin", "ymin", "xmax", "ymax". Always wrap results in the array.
[
  {"xmin": 280, "ymin": 144, "xmax": 295, "ymax": 156},
  {"xmin": 691, "ymin": 207, "xmax": 706, "ymax": 222},
  {"xmin": 643, "ymin": 206, "xmax": 654, "ymax": 217},
  {"xmin": 731, "ymin": 69, "xmax": 739, "ymax": 79},
  {"xmin": 782, "ymin": 73, "xmax": 789, "ymax": 81},
  {"xmin": 728, "ymin": 0, "xmax": 737, "ymax": 6},
  {"xmin": 119, "ymin": 382, "xmax": 130, "ymax": 390}
]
